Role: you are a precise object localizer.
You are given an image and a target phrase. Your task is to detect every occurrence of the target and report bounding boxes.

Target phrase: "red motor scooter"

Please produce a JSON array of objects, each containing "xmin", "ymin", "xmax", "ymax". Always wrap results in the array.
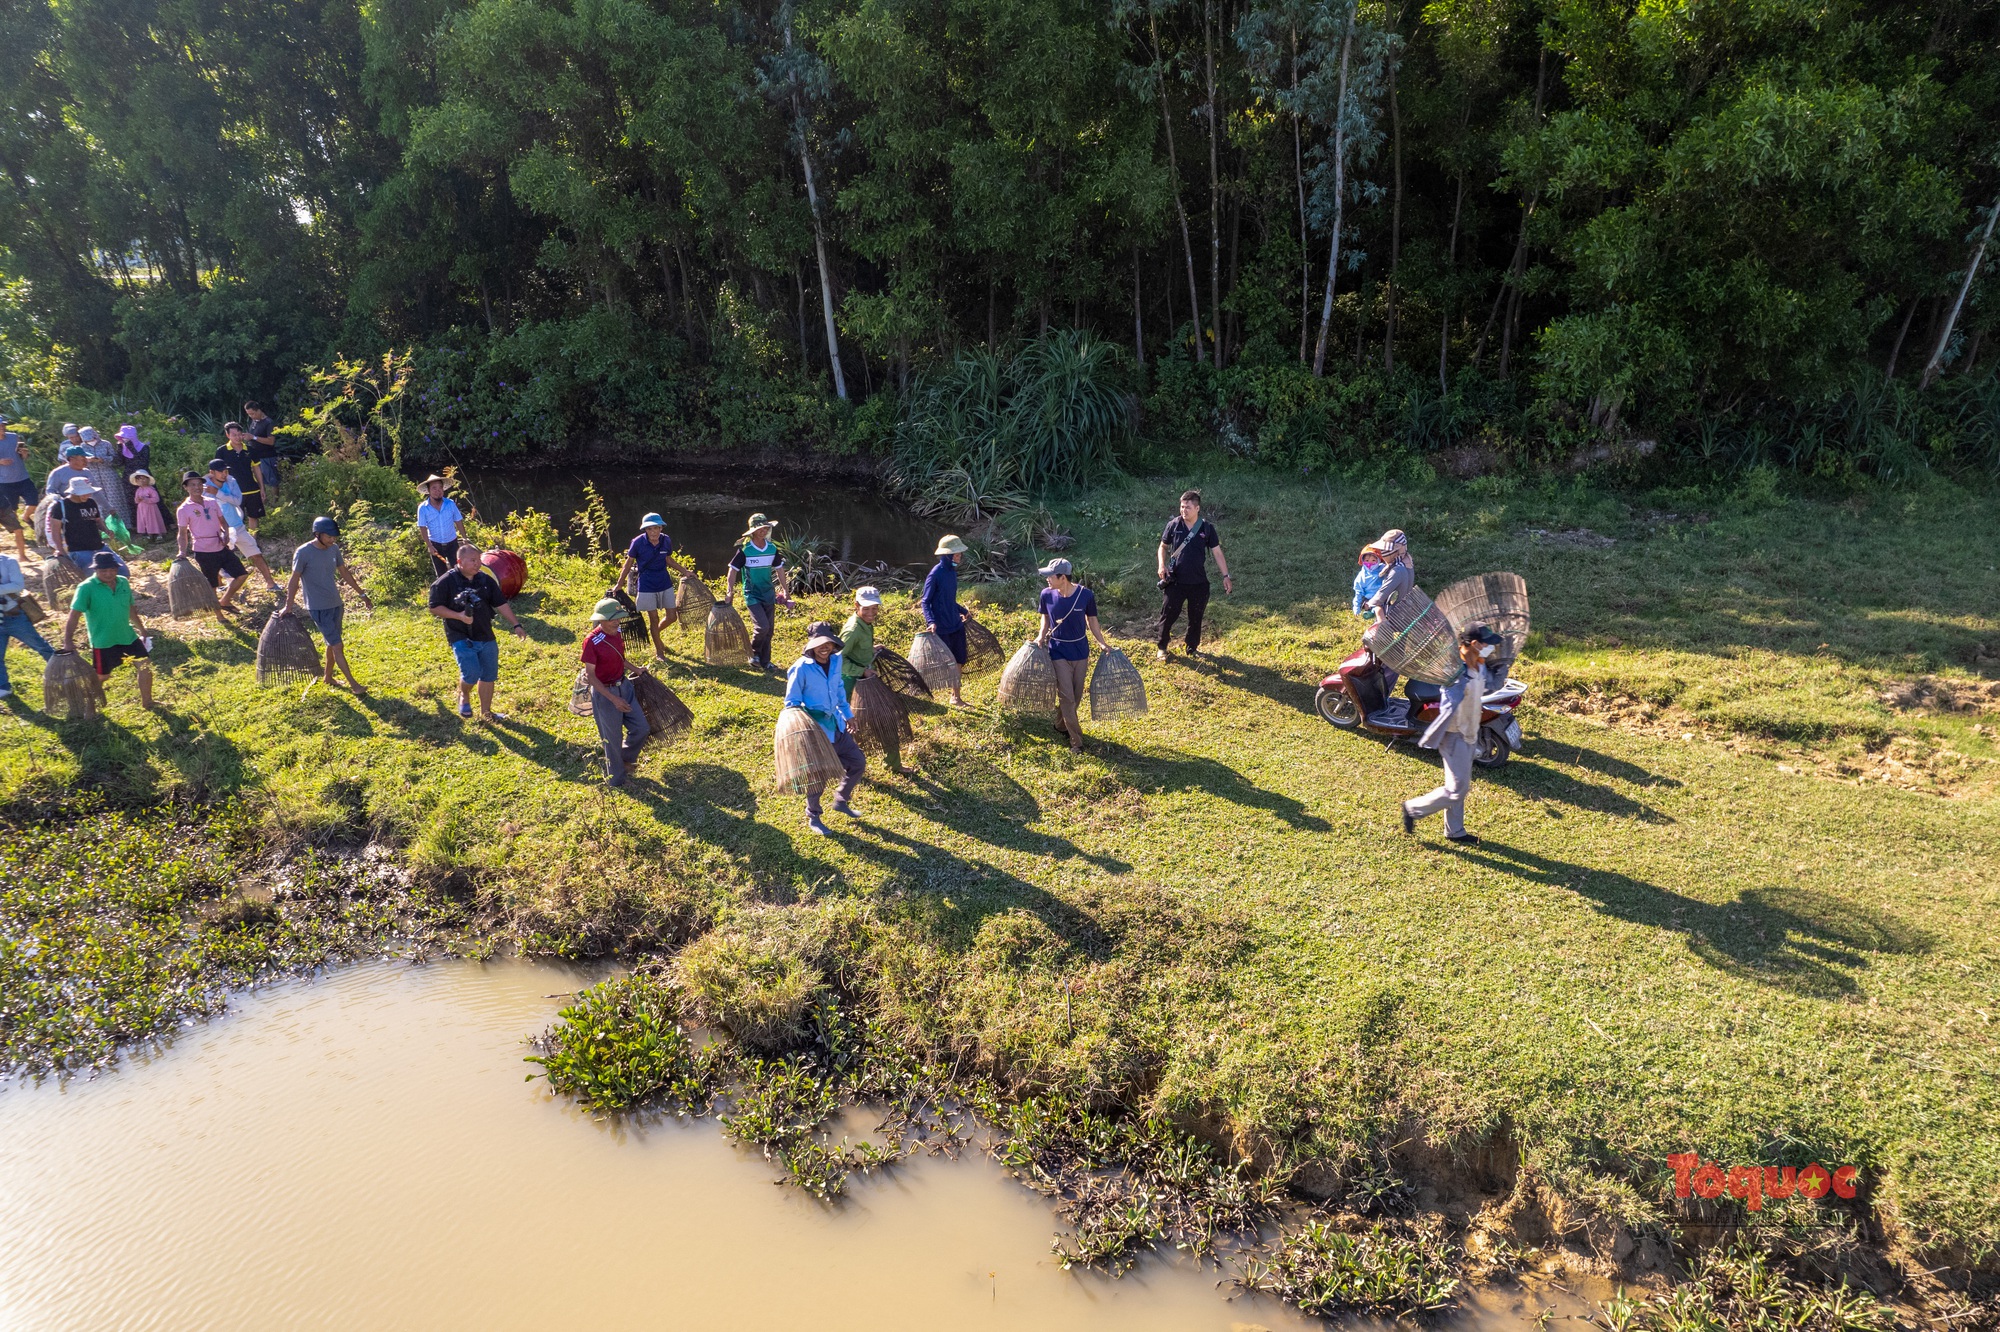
[{"xmin": 1314, "ymin": 646, "xmax": 1526, "ymax": 767}]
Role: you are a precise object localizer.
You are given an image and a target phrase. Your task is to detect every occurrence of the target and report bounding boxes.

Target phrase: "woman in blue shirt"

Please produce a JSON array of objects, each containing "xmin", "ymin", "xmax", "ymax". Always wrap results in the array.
[
  {"xmin": 783, "ymin": 621, "xmax": 867, "ymax": 835},
  {"xmin": 920, "ymin": 534, "xmax": 979, "ymax": 707},
  {"xmin": 1036, "ymin": 558, "xmax": 1114, "ymax": 751},
  {"xmin": 615, "ymin": 513, "xmax": 677, "ymax": 658}
]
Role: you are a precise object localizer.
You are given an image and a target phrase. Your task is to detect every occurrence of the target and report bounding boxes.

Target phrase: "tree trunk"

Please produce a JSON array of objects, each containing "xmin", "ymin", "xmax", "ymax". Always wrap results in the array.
[
  {"xmin": 788, "ymin": 23, "xmax": 846, "ymax": 399},
  {"xmin": 1133, "ymin": 247, "xmax": 1146, "ymax": 368},
  {"xmin": 1886, "ymin": 299, "xmax": 1918, "ymax": 379},
  {"xmin": 988, "ymin": 279, "xmax": 998, "ymax": 348},
  {"xmin": 1293, "ymin": 27, "xmax": 1309, "ymax": 364},
  {"xmin": 1382, "ymin": 55, "xmax": 1401, "ymax": 373},
  {"xmin": 1494, "ymin": 51, "xmax": 1548, "ymax": 380},
  {"xmin": 1922, "ymin": 190, "xmax": 2000, "ymax": 388},
  {"xmin": 1204, "ymin": 0, "xmax": 1223, "ymax": 366},
  {"xmin": 1310, "ymin": 19, "xmax": 1354, "ymax": 377},
  {"xmin": 1225, "ymin": 191, "xmax": 1242, "ymax": 363},
  {"xmin": 1440, "ymin": 174, "xmax": 1465, "ymax": 391},
  {"xmin": 1151, "ymin": 13, "xmax": 1204, "ymax": 363}
]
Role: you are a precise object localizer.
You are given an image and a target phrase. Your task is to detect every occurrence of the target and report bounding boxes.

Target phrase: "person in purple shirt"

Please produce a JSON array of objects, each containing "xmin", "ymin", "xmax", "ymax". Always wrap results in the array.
[
  {"xmin": 614, "ymin": 513, "xmax": 677, "ymax": 659},
  {"xmin": 919, "ymin": 534, "xmax": 978, "ymax": 707}
]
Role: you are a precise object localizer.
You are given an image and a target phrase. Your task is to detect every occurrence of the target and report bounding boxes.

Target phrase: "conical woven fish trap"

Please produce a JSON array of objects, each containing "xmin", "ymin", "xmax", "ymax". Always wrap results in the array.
[
  {"xmin": 705, "ymin": 602, "xmax": 751, "ymax": 666},
  {"xmin": 1372, "ymin": 584, "xmax": 1462, "ymax": 685},
  {"xmin": 774, "ymin": 706, "xmax": 843, "ymax": 793},
  {"xmin": 42, "ymin": 649, "xmax": 102, "ymax": 720},
  {"xmin": 677, "ymin": 573, "xmax": 716, "ymax": 627},
  {"xmin": 1088, "ymin": 648, "xmax": 1148, "ymax": 722},
  {"xmin": 568, "ymin": 667, "xmax": 595, "ymax": 716},
  {"xmin": 167, "ymin": 556, "xmax": 218, "ymax": 618},
  {"xmin": 631, "ymin": 667, "xmax": 694, "ymax": 743},
  {"xmin": 961, "ymin": 620, "xmax": 1003, "ymax": 677},
  {"xmin": 256, "ymin": 609, "xmax": 321, "ymax": 686},
  {"xmin": 41, "ymin": 557, "xmax": 83, "ymax": 602},
  {"xmin": 996, "ymin": 641, "xmax": 1060, "ymax": 716},
  {"xmin": 849, "ymin": 675, "xmax": 912, "ymax": 754},
  {"xmin": 1434, "ymin": 572, "xmax": 1530, "ymax": 677},
  {"xmin": 870, "ymin": 647, "xmax": 931, "ymax": 700},
  {"xmin": 908, "ymin": 631, "xmax": 961, "ymax": 694},
  {"xmin": 608, "ymin": 586, "xmax": 646, "ymax": 637}
]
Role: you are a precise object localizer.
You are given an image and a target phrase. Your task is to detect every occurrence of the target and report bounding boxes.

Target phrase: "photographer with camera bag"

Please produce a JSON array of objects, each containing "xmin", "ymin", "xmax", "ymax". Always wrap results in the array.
[{"xmin": 1154, "ymin": 489, "xmax": 1231, "ymax": 661}]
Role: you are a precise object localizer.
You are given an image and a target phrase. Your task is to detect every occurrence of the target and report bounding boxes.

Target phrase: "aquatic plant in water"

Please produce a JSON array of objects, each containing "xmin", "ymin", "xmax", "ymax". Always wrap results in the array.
[{"xmin": 526, "ymin": 974, "xmax": 721, "ymax": 1114}]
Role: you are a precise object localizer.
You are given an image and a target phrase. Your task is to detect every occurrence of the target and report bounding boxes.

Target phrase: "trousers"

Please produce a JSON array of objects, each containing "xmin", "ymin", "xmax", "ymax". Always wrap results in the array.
[
  {"xmin": 1156, "ymin": 582, "xmax": 1210, "ymax": 651},
  {"xmin": 591, "ymin": 678, "xmax": 651, "ymax": 781},
  {"xmin": 746, "ymin": 599, "xmax": 775, "ymax": 666},
  {"xmin": 1051, "ymin": 654, "xmax": 1087, "ymax": 746},
  {"xmin": 0, "ymin": 609, "xmax": 55, "ymax": 693},
  {"xmin": 1405, "ymin": 732, "xmax": 1474, "ymax": 837},
  {"xmin": 805, "ymin": 729, "xmax": 867, "ymax": 817}
]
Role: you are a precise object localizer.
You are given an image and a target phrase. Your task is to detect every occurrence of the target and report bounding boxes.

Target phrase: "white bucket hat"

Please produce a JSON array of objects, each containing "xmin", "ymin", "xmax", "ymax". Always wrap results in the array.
[{"xmin": 65, "ymin": 476, "xmax": 98, "ymax": 496}]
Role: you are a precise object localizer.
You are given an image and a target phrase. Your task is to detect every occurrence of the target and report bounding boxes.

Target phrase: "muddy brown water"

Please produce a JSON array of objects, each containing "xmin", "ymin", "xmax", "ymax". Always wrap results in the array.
[
  {"xmin": 448, "ymin": 466, "xmax": 944, "ymax": 575},
  {"xmin": 0, "ymin": 961, "xmax": 1605, "ymax": 1330}
]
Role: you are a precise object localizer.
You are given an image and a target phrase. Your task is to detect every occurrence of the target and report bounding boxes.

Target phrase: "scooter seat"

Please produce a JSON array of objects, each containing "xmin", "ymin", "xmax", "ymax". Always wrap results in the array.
[
  {"xmin": 1367, "ymin": 699, "xmax": 1414, "ymax": 729},
  {"xmin": 1403, "ymin": 679, "xmax": 1442, "ymax": 703}
]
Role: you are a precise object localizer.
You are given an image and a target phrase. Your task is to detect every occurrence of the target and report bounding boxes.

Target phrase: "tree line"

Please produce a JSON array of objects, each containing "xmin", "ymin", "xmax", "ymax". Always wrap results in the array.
[{"xmin": 1, "ymin": 0, "xmax": 1995, "ymax": 468}]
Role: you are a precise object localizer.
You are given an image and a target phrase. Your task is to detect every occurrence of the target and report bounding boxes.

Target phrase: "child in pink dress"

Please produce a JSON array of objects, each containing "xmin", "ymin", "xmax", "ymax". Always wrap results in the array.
[{"xmin": 130, "ymin": 470, "xmax": 167, "ymax": 538}]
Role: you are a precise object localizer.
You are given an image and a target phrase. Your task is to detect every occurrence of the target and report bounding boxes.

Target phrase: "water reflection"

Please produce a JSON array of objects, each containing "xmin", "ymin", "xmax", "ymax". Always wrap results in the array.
[
  {"xmin": 0, "ymin": 960, "xmax": 1319, "ymax": 1331},
  {"xmin": 446, "ymin": 466, "xmax": 943, "ymax": 576}
]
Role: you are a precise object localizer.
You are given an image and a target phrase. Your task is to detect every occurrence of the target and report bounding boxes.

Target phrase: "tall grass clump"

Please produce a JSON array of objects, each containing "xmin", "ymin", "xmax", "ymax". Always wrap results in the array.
[{"xmin": 891, "ymin": 329, "xmax": 1130, "ymax": 520}]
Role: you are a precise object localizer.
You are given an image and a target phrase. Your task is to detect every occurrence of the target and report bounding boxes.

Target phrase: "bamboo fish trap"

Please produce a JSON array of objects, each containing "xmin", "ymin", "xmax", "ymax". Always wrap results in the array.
[
  {"xmin": 167, "ymin": 556, "xmax": 218, "ymax": 618},
  {"xmin": 1433, "ymin": 572, "xmax": 1530, "ymax": 678},
  {"xmin": 1088, "ymin": 648, "xmax": 1148, "ymax": 722},
  {"xmin": 630, "ymin": 667, "xmax": 694, "ymax": 743},
  {"xmin": 705, "ymin": 602, "xmax": 751, "ymax": 666},
  {"xmin": 1371, "ymin": 584, "xmax": 1462, "ymax": 686},
  {"xmin": 774, "ymin": 705, "xmax": 842, "ymax": 793},
  {"xmin": 869, "ymin": 647, "xmax": 931, "ymax": 700},
  {"xmin": 848, "ymin": 675, "xmax": 912, "ymax": 754},
  {"xmin": 961, "ymin": 619, "xmax": 1003, "ymax": 677},
  {"xmin": 256, "ymin": 609, "xmax": 321, "ymax": 686},
  {"xmin": 676, "ymin": 573, "xmax": 717, "ymax": 627},
  {"xmin": 908, "ymin": 631, "xmax": 961, "ymax": 694},
  {"xmin": 42, "ymin": 649, "xmax": 102, "ymax": 720},
  {"xmin": 569, "ymin": 667, "xmax": 595, "ymax": 716},
  {"xmin": 41, "ymin": 557, "xmax": 83, "ymax": 604},
  {"xmin": 996, "ymin": 641, "xmax": 1059, "ymax": 716}
]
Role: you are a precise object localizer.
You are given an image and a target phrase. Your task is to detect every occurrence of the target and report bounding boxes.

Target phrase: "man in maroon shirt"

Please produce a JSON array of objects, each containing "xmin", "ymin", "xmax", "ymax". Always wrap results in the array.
[{"xmin": 581, "ymin": 598, "xmax": 649, "ymax": 786}]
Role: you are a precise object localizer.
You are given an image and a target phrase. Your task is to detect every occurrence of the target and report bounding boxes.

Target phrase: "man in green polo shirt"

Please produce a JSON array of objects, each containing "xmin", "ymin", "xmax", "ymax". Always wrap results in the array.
[{"xmin": 65, "ymin": 550, "xmax": 154, "ymax": 709}]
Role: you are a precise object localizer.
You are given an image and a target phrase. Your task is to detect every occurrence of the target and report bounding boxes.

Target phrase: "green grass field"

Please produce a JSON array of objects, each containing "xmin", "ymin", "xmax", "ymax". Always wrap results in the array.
[{"xmin": 4, "ymin": 466, "xmax": 1996, "ymax": 1274}]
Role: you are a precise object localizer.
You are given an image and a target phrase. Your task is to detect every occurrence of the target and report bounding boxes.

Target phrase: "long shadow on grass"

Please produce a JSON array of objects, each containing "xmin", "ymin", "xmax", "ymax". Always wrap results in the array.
[
  {"xmin": 621, "ymin": 763, "xmax": 850, "ymax": 900},
  {"xmin": 871, "ymin": 752, "xmax": 1132, "ymax": 872},
  {"xmin": 1452, "ymin": 841, "xmax": 1929, "ymax": 998},
  {"xmin": 1482, "ymin": 754, "xmax": 1675, "ymax": 824},
  {"xmin": 1090, "ymin": 738, "xmax": 1332, "ymax": 832}
]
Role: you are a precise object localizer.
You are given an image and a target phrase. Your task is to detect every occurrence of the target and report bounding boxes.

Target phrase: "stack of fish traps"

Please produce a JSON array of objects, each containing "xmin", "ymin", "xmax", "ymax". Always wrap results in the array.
[
  {"xmin": 1433, "ymin": 572, "xmax": 1530, "ymax": 678},
  {"xmin": 961, "ymin": 620, "xmax": 1003, "ymax": 677},
  {"xmin": 256, "ymin": 609, "xmax": 321, "ymax": 686},
  {"xmin": 167, "ymin": 556, "xmax": 218, "ymax": 618},
  {"xmin": 676, "ymin": 573, "xmax": 716, "ymax": 628},
  {"xmin": 848, "ymin": 675, "xmax": 912, "ymax": 754},
  {"xmin": 1087, "ymin": 648, "xmax": 1148, "ymax": 722},
  {"xmin": 41, "ymin": 557, "xmax": 83, "ymax": 604},
  {"xmin": 705, "ymin": 602, "xmax": 751, "ymax": 666},
  {"xmin": 773, "ymin": 706, "xmax": 842, "ymax": 793},
  {"xmin": 1372, "ymin": 584, "xmax": 1462, "ymax": 685},
  {"xmin": 996, "ymin": 641, "xmax": 1059, "ymax": 716},
  {"xmin": 42, "ymin": 650, "xmax": 102, "ymax": 720},
  {"xmin": 869, "ymin": 647, "xmax": 931, "ymax": 700},
  {"xmin": 908, "ymin": 631, "xmax": 961, "ymax": 695},
  {"xmin": 630, "ymin": 667, "xmax": 694, "ymax": 743}
]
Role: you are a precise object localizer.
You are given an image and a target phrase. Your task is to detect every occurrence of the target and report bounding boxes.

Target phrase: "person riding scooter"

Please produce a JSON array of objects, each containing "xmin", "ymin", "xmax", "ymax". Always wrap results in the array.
[{"xmin": 1354, "ymin": 529, "xmax": 1413, "ymax": 694}]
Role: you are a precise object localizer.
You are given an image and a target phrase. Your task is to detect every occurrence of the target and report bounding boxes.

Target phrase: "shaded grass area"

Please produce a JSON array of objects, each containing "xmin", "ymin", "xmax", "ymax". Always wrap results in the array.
[{"xmin": 2, "ymin": 468, "xmax": 1997, "ymax": 1279}]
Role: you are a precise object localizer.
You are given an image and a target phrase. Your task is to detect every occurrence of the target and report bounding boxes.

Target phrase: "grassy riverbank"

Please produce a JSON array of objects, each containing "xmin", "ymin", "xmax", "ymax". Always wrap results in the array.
[{"xmin": 3, "ymin": 468, "xmax": 1997, "ymax": 1289}]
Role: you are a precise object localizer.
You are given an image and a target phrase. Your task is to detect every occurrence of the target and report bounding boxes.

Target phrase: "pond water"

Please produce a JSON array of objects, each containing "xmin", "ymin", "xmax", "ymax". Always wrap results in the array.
[
  {"xmin": 0, "ymin": 960, "xmax": 1322, "ymax": 1331},
  {"xmin": 448, "ymin": 466, "xmax": 943, "ymax": 577}
]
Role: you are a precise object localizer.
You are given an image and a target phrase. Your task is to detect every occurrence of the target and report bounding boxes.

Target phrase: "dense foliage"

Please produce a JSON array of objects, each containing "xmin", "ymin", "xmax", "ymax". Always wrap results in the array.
[{"xmin": 1, "ymin": 0, "xmax": 1995, "ymax": 470}]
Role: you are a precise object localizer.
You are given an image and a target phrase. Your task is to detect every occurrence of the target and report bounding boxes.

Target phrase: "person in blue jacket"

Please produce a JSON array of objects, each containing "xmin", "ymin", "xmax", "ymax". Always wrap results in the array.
[
  {"xmin": 919, "ymin": 534, "xmax": 978, "ymax": 707},
  {"xmin": 783, "ymin": 621, "xmax": 867, "ymax": 836}
]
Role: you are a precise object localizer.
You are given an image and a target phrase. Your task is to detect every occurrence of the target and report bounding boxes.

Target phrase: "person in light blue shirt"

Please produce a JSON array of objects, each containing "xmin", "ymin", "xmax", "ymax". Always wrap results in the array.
[
  {"xmin": 204, "ymin": 458, "xmax": 280, "ymax": 594},
  {"xmin": 783, "ymin": 620, "xmax": 866, "ymax": 836},
  {"xmin": 0, "ymin": 551, "xmax": 55, "ymax": 699},
  {"xmin": 414, "ymin": 475, "xmax": 468, "ymax": 576},
  {"xmin": 0, "ymin": 416, "xmax": 33, "ymax": 560}
]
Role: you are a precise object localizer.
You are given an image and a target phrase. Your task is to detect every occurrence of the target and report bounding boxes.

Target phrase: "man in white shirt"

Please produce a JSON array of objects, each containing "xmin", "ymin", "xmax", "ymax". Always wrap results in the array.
[
  {"xmin": 414, "ymin": 475, "xmax": 467, "ymax": 577},
  {"xmin": 0, "ymin": 551, "xmax": 55, "ymax": 698}
]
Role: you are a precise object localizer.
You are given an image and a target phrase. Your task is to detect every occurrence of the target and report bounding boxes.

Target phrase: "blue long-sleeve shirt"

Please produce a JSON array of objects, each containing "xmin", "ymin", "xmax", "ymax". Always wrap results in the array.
[
  {"xmin": 783, "ymin": 653, "xmax": 853, "ymax": 740},
  {"xmin": 919, "ymin": 558, "xmax": 964, "ymax": 633}
]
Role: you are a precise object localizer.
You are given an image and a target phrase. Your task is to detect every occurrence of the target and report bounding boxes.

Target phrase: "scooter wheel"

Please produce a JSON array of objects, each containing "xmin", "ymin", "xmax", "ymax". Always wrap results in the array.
[
  {"xmin": 1315, "ymin": 685, "xmax": 1360, "ymax": 728},
  {"xmin": 1473, "ymin": 728, "xmax": 1511, "ymax": 768}
]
